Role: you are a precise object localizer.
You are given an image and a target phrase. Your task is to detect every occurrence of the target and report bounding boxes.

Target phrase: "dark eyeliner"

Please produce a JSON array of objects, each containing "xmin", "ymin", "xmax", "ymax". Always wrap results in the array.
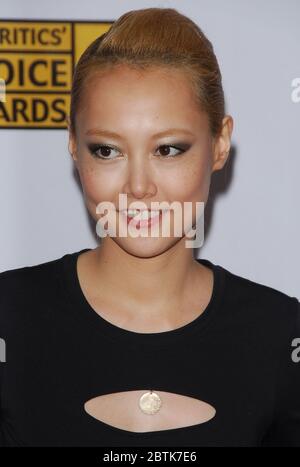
[
  {"xmin": 87, "ymin": 143, "xmax": 114, "ymax": 159},
  {"xmin": 171, "ymin": 143, "xmax": 191, "ymax": 152},
  {"xmin": 157, "ymin": 143, "xmax": 191, "ymax": 157},
  {"xmin": 86, "ymin": 142, "xmax": 192, "ymax": 159}
]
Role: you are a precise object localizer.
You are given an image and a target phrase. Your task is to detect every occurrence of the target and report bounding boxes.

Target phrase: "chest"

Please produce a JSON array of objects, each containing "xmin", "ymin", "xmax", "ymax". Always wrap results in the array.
[{"xmin": 84, "ymin": 389, "xmax": 216, "ymax": 433}]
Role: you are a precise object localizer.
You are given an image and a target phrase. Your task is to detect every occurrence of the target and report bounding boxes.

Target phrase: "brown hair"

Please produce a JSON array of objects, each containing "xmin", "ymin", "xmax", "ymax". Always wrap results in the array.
[{"xmin": 68, "ymin": 7, "xmax": 225, "ymax": 138}]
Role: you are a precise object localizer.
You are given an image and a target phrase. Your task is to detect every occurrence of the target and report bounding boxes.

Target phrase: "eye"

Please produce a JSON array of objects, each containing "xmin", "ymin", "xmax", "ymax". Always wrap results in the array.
[
  {"xmin": 88, "ymin": 144, "xmax": 121, "ymax": 160},
  {"xmin": 155, "ymin": 144, "xmax": 185, "ymax": 158},
  {"xmin": 87, "ymin": 143, "xmax": 189, "ymax": 160}
]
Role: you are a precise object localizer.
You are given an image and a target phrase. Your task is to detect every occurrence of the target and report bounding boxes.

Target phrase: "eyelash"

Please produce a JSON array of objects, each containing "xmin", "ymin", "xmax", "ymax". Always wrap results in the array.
[{"xmin": 87, "ymin": 143, "xmax": 189, "ymax": 160}]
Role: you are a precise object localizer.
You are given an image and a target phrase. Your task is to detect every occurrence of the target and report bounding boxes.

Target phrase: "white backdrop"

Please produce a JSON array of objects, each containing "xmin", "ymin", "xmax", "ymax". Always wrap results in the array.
[{"xmin": 0, "ymin": 0, "xmax": 299, "ymax": 299}]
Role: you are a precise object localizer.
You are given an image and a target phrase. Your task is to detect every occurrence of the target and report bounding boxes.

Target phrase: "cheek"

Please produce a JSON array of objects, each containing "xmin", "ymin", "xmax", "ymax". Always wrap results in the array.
[
  {"xmin": 164, "ymin": 159, "xmax": 211, "ymax": 204},
  {"xmin": 77, "ymin": 166, "xmax": 114, "ymax": 206}
]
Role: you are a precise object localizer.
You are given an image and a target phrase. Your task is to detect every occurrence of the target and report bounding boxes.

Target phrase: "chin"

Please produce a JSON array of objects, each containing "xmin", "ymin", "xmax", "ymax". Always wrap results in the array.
[{"xmin": 112, "ymin": 236, "xmax": 182, "ymax": 259}]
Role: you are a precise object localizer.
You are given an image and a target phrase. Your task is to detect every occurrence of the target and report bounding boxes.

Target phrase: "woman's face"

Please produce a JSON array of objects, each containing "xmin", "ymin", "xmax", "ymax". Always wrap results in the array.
[{"xmin": 68, "ymin": 64, "xmax": 231, "ymax": 258}]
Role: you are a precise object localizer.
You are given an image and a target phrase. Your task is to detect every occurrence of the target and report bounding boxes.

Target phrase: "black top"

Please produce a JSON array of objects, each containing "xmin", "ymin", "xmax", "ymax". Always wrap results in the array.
[{"xmin": 0, "ymin": 248, "xmax": 299, "ymax": 447}]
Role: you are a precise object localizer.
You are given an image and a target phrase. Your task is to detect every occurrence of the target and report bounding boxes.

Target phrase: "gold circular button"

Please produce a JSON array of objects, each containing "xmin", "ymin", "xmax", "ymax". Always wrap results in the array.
[{"xmin": 139, "ymin": 390, "xmax": 162, "ymax": 415}]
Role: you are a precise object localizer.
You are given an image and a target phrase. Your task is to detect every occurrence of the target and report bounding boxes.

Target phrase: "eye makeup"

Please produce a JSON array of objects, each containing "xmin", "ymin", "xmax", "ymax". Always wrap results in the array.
[{"xmin": 86, "ymin": 142, "xmax": 192, "ymax": 160}]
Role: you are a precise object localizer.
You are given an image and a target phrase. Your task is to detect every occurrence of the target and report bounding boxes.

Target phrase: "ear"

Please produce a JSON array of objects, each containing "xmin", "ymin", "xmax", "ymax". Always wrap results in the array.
[
  {"xmin": 211, "ymin": 115, "xmax": 234, "ymax": 173},
  {"xmin": 66, "ymin": 114, "xmax": 70, "ymax": 129},
  {"xmin": 66, "ymin": 115, "xmax": 78, "ymax": 163}
]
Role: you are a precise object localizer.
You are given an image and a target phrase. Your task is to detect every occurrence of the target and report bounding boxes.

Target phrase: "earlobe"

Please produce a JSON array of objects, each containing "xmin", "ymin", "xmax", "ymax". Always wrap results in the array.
[
  {"xmin": 211, "ymin": 150, "xmax": 230, "ymax": 173},
  {"xmin": 211, "ymin": 115, "xmax": 233, "ymax": 173},
  {"xmin": 70, "ymin": 151, "xmax": 78, "ymax": 164},
  {"xmin": 66, "ymin": 115, "xmax": 77, "ymax": 161},
  {"xmin": 66, "ymin": 116, "xmax": 71, "ymax": 135},
  {"xmin": 68, "ymin": 134, "xmax": 78, "ymax": 163},
  {"xmin": 68, "ymin": 140, "xmax": 74, "ymax": 160}
]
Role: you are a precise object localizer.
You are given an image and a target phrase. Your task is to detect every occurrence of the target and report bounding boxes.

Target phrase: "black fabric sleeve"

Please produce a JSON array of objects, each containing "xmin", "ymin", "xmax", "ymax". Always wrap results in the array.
[
  {"xmin": 0, "ymin": 363, "xmax": 3, "ymax": 447},
  {"xmin": 0, "ymin": 272, "xmax": 7, "ymax": 447},
  {"xmin": 261, "ymin": 298, "xmax": 300, "ymax": 446}
]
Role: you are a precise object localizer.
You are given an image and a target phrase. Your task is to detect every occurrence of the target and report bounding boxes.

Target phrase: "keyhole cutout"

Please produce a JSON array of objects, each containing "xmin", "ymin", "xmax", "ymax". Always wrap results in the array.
[{"xmin": 84, "ymin": 390, "xmax": 216, "ymax": 433}]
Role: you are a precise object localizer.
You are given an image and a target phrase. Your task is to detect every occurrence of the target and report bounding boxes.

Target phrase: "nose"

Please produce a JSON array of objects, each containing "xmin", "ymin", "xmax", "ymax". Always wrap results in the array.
[{"xmin": 122, "ymin": 153, "xmax": 157, "ymax": 200}]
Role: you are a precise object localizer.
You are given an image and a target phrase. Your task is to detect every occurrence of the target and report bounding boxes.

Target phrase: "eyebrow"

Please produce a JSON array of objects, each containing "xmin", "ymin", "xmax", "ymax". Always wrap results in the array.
[{"xmin": 85, "ymin": 128, "xmax": 195, "ymax": 138}]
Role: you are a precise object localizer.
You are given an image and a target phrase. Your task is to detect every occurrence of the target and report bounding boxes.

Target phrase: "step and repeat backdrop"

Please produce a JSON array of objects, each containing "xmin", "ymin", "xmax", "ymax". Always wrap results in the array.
[
  {"xmin": 0, "ymin": 19, "xmax": 112, "ymax": 129},
  {"xmin": 0, "ymin": 0, "xmax": 299, "ymax": 298}
]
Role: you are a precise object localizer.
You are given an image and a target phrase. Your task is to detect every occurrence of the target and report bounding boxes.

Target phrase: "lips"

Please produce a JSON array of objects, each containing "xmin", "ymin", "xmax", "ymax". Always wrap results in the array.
[{"xmin": 121, "ymin": 210, "xmax": 164, "ymax": 229}]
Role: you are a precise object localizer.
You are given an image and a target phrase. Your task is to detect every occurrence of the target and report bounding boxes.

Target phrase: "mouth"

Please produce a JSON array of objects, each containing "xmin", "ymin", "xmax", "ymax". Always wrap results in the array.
[{"xmin": 120, "ymin": 209, "xmax": 168, "ymax": 229}]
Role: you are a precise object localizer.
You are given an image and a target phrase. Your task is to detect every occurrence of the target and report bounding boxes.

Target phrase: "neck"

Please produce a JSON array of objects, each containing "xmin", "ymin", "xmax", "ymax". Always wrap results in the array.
[{"xmin": 86, "ymin": 237, "xmax": 204, "ymax": 323}]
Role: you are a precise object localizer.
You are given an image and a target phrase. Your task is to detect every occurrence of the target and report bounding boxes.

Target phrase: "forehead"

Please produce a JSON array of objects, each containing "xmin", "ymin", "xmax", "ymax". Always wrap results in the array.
[{"xmin": 76, "ymin": 64, "xmax": 208, "ymax": 134}]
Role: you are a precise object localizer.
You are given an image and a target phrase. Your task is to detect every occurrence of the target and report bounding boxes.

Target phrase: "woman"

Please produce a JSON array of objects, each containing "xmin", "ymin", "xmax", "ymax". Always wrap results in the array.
[{"xmin": 0, "ymin": 7, "xmax": 299, "ymax": 447}]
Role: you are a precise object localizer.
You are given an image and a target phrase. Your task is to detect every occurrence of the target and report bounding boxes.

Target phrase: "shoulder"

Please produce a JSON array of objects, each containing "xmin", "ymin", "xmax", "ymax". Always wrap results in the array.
[
  {"xmin": 0, "ymin": 253, "xmax": 66, "ymax": 327},
  {"xmin": 0, "ymin": 253, "xmax": 63, "ymax": 294},
  {"xmin": 217, "ymin": 262, "xmax": 300, "ymax": 339}
]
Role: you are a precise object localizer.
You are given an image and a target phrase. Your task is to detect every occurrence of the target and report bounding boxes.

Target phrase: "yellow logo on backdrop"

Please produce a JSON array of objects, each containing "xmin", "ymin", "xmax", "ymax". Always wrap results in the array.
[{"xmin": 0, "ymin": 20, "xmax": 113, "ymax": 129}]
